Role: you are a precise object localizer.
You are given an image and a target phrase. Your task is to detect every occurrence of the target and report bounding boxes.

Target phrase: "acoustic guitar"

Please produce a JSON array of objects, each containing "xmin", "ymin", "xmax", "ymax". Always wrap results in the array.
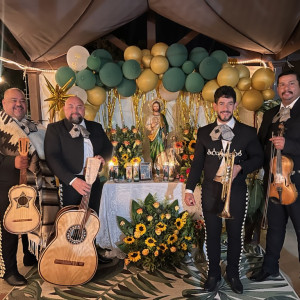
[
  {"xmin": 38, "ymin": 157, "xmax": 101, "ymax": 286},
  {"xmin": 4, "ymin": 137, "xmax": 41, "ymax": 234}
]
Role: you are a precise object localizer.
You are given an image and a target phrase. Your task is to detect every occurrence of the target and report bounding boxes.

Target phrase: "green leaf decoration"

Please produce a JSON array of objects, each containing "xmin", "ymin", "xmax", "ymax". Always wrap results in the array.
[
  {"xmin": 53, "ymin": 287, "xmax": 83, "ymax": 300},
  {"xmin": 131, "ymin": 275, "xmax": 158, "ymax": 295}
]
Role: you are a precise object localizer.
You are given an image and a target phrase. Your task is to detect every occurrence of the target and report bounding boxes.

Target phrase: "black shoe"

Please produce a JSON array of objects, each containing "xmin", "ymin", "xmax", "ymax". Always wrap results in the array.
[
  {"xmin": 227, "ymin": 276, "xmax": 243, "ymax": 294},
  {"xmin": 250, "ymin": 269, "xmax": 280, "ymax": 282},
  {"xmin": 98, "ymin": 254, "xmax": 113, "ymax": 264},
  {"xmin": 203, "ymin": 275, "xmax": 222, "ymax": 292},
  {"xmin": 4, "ymin": 272, "xmax": 27, "ymax": 286},
  {"xmin": 23, "ymin": 252, "xmax": 37, "ymax": 266}
]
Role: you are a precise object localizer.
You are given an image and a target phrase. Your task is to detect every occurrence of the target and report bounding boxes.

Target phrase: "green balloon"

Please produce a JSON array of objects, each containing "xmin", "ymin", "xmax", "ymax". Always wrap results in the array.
[
  {"xmin": 182, "ymin": 60, "xmax": 195, "ymax": 74},
  {"xmin": 55, "ymin": 66, "xmax": 76, "ymax": 88},
  {"xmin": 189, "ymin": 47, "xmax": 208, "ymax": 67},
  {"xmin": 185, "ymin": 72, "xmax": 204, "ymax": 93},
  {"xmin": 99, "ymin": 62, "xmax": 123, "ymax": 87},
  {"xmin": 76, "ymin": 69, "xmax": 96, "ymax": 90},
  {"xmin": 95, "ymin": 74, "xmax": 104, "ymax": 87},
  {"xmin": 210, "ymin": 50, "xmax": 228, "ymax": 64},
  {"xmin": 166, "ymin": 43, "xmax": 188, "ymax": 67},
  {"xmin": 162, "ymin": 67, "xmax": 186, "ymax": 92},
  {"xmin": 87, "ymin": 55, "xmax": 101, "ymax": 71},
  {"xmin": 122, "ymin": 59, "xmax": 141, "ymax": 80},
  {"xmin": 117, "ymin": 60, "xmax": 125, "ymax": 68},
  {"xmin": 92, "ymin": 49, "xmax": 113, "ymax": 69},
  {"xmin": 199, "ymin": 57, "xmax": 222, "ymax": 80},
  {"xmin": 117, "ymin": 78, "xmax": 137, "ymax": 97}
]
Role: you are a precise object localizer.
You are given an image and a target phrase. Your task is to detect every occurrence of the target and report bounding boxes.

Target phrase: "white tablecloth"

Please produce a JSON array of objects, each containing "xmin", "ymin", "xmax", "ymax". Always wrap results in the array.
[{"xmin": 96, "ymin": 181, "xmax": 201, "ymax": 258}]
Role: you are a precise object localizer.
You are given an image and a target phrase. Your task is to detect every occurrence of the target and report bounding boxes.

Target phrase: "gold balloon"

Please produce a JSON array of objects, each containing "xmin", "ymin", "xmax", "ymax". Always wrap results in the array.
[
  {"xmin": 159, "ymin": 81, "xmax": 179, "ymax": 101},
  {"xmin": 262, "ymin": 88, "xmax": 276, "ymax": 100},
  {"xmin": 142, "ymin": 49, "xmax": 151, "ymax": 56},
  {"xmin": 234, "ymin": 87, "xmax": 242, "ymax": 104},
  {"xmin": 84, "ymin": 103, "xmax": 98, "ymax": 121},
  {"xmin": 86, "ymin": 86, "xmax": 106, "ymax": 106},
  {"xmin": 235, "ymin": 64, "xmax": 250, "ymax": 78},
  {"xmin": 150, "ymin": 55, "xmax": 169, "ymax": 74},
  {"xmin": 142, "ymin": 55, "xmax": 153, "ymax": 68},
  {"xmin": 241, "ymin": 89, "xmax": 264, "ymax": 111},
  {"xmin": 251, "ymin": 67, "xmax": 275, "ymax": 91},
  {"xmin": 202, "ymin": 80, "xmax": 220, "ymax": 102},
  {"xmin": 124, "ymin": 46, "xmax": 142, "ymax": 62},
  {"xmin": 59, "ymin": 107, "xmax": 65, "ymax": 120},
  {"xmin": 136, "ymin": 69, "xmax": 159, "ymax": 92},
  {"xmin": 217, "ymin": 67, "xmax": 239, "ymax": 87},
  {"xmin": 222, "ymin": 63, "xmax": 232, "ymax": 68},
  {"xmin": 237, "ymin": 77, "xmax": 251, "ymax": 91},
  {"xmin": 151, "ymin": 42, "xmax": 168, "ymax": 56}
]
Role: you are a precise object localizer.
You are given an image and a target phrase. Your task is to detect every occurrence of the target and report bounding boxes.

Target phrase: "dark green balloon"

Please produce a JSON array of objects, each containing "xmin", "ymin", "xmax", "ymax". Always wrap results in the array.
[
  {"xmin": 199, "ymin": 57, "xmax": 222, "ymax": 80},
  {"xmin": 210, "ymin": 50, "xmax": 228, "ymax": 64},
  {"xmin": 162, "ymin": 67, "xmax": 186, "ymax": 92},
  {"xmin": 99, "ymin": 62, "xmax": 123, "ymax": 87},
  {"xmin": 185, "ymin": 72, "xmax": 204, "ymax": 93},
  {"xmin": 55, "ymin": 66, "xmax": 76, "ymax": 88},
  {"xmin": 117, "ymin": 78, "xmax": 137, "ymax": 97},
  {"xmin": 87, "ymin": 55, "xmax": 101, "ymax": 72},
  {"xmin": 92, "ymin": 49, "xmax": 113, "ymax": 69},
  {"xmin": 182, "ymin": 60, "xmax": 195, "ymax": 74},
  {"xmin": 122, "ymin": 59, "xmax": 141, "ymax": 80},
  {"xmin": 76, "ymin": 69, "xmax": 96, "ymax": 90},
  {"xmin": 95, "ymin": 74, "xmax": 104, "ymax": 87},
  {"xmin": 166, "ymin": 43, "xmax": 188, "ymax": 67},
  {"xmin": 189, "ymin": 47, "xmax": 208, "ymax": 67}
]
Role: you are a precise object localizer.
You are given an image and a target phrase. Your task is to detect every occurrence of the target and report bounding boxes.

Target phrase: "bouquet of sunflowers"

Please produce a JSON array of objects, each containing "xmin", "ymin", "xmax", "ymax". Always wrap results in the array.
[
  {"xmin": 108, "ymin": 125, "xmax": 143, "ymax": 176},
  {"xmin": 117, "ymin": 193, "xmax": 196, "ymax": 271}
]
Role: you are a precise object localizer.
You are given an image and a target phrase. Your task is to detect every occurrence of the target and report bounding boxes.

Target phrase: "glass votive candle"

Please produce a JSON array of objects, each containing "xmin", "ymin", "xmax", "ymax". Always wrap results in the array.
[
  {"xmin": 133, "ymin": 163, "xmax": 140, "ymax": 182},
  {"xmin": 126, "ymin": 164, "xmax": 133, "ymax": 182},
  {"xmin": 108, "ymin": 161, "xmax": 114, "ymax": 181},
  {"xmin": 113, "ymin": 165, "xmax": 119, "ymax": 182},
  {"xmin": 163, "ymin": 162, "xmax": 169, "ymax": 181},
  {"xmin": 168, "ymin": 163, "xmax": 175, "ymax": 181}
]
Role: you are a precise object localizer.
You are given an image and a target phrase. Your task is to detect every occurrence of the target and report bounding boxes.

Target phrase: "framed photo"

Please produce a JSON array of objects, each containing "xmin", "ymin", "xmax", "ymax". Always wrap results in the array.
[{"xmin": 140, "ymin": 162, "xmax": 152, "ymax": 181}]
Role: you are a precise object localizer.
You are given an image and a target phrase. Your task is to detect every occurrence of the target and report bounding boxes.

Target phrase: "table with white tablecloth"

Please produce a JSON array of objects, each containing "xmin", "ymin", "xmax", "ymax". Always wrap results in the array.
[{"xmin": 96, "ymin": 181, "xmax": 201, "ymax": 258}]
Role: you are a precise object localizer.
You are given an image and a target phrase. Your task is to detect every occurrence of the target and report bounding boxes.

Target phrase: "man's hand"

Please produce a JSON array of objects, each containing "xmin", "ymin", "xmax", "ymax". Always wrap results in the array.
[
  {"xmin": 15, "ymin": 155, "xmax": 28, "ymax": 169},
  {"xmin": 94, "ymin": 155, "xmax": 105, "ymax": 166},
  {"xmin": 232, "ymin": 164, "xmax": 242, "ymax": 180},
  {"xmin": 71, "ymin": 178, "xmax": 91, "ymax": 196},
  {"xmin": 184, "ymin": 193, "xmax": 195, "ymax": 206},
  {"xmin": 270, "ymin": 136, "xmax": 285, "ymax": 150}
]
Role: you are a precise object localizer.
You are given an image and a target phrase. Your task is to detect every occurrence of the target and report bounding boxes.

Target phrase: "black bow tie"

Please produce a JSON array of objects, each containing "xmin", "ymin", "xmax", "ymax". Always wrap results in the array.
[
  {"xmin": 210, "ymin": 124, "xmax": 235, "ymax": 142},
  {"xmin": 69, "ymin": 124, "xmax": 90, "ymax": 138}
]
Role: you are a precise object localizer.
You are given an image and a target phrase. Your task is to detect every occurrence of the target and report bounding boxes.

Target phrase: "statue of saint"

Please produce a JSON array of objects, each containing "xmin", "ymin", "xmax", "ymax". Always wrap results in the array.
[{"xmin": 145, "ymin": 100, "xmax": 169, "ymax": 169}]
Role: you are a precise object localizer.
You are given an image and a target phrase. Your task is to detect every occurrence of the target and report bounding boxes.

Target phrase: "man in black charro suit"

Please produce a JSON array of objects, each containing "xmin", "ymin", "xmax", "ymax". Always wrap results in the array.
[
  {"xmin": 185, "ymin": 86, "xmax": 263, "ymax": 294},
  {"xmin": 251, "ymin": 70, "xmax": 300, "ymax": 282}
]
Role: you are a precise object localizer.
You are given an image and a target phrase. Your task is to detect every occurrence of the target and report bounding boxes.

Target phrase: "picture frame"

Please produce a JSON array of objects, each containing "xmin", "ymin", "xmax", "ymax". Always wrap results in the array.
[{"xmin": 139, "ymin": 162, "xmax": 152, "ymax": 181}]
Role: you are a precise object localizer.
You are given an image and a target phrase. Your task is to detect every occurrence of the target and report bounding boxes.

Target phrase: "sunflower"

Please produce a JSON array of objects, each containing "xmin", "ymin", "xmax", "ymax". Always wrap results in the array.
[
  {"xmin": 175, "ymin": 218, "xmax": 184, "ymax": 230},
  {"xmin": 122, "ymin": 153, "xmax": 129, "ymax": 161},
  {"xmin": 131, "ymin": 157, "xmax": 141, "ymax": 164},
  {"xmin": 145, "ymin": 237, "xmax": 157, "ymax": 247},
  {"xmin": 124, "ymin": 236, "xmax": 135, "ymax": 244},
  {"xmin": 185, "ymin": 236, "xmax": 192, "ymax": 241},
  {"xmin": 167, "ymin": 234, "xmax": 178, "ymax": 244},
  {"xmin": 111, "ymin": 156, "xmax": 118, "ymax": 165},
  {"xmin": 128, "ymin": 251, "xmax": 141, "ymax": 262},
  {"xmin": 135, "ymin": 223, "xmax": 146, "ymax": 235},
  {"xmin": 156, "ymin": 222, "xmax": 167, "ymax": 232},
  {"xmin": 188, "ymin": 140, "xmax": 196, "ymax": 152},
  {"xmin": 158, "ymin": 243, "xmax": 168, "ymax": 253},
  {"xmin": 181, "ymin": 242, "xmax": 187, "ymax": 250}
]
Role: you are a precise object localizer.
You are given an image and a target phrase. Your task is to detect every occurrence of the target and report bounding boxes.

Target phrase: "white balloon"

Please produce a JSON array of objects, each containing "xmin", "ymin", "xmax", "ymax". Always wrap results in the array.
[
  {"xmin": 67, "ymin": 45, "xmax": 89, "ymax": 71},
  {"xmin": 68, "ymin": 86, "xmax": 88, "ymax": 103}
]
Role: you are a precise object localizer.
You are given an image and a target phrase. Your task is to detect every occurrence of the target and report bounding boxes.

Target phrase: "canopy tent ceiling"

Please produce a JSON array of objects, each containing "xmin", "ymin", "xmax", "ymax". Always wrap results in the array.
[{"xmin": 1, "ymin": 0, "xmax": 300, "ymax": 68}]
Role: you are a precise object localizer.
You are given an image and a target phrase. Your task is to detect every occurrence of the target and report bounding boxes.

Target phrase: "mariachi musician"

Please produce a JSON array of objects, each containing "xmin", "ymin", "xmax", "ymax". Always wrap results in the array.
[
  {"xmin": 185, "ymin": 85, "xmax": 263, "ymax": 294},
  {"xmin": 251, "ymin": 70, "xmax": 300, "ymax": 282}
]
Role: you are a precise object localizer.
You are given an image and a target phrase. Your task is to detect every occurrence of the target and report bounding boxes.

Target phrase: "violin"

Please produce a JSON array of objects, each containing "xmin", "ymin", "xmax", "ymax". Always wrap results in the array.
[{"xmin": 268, "ymin": 123, "xmax": 298, "ymax": 205}]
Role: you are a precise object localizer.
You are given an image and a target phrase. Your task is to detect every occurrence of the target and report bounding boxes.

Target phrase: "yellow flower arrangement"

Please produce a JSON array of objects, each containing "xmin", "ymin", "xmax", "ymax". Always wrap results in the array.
[{"xmin": 117, "ymin": 193, "xmax": 196, "ymax": 271}]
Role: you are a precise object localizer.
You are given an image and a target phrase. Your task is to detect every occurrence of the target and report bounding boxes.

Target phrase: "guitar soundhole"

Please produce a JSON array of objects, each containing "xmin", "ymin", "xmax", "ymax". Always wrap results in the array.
[
  {"xmin": 18, "ymin": 196, "xmax": 29, "ymax": 206},
  {"xmin": 66, "ymin": 225, "xmax": 87, "ymax": 244}
]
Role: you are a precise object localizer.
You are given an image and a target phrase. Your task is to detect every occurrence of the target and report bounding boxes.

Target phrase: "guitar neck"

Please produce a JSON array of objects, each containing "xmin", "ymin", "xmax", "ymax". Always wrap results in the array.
[{"xmin": 19, "ymin": 168, "xmax": 27, "ymax": 185}]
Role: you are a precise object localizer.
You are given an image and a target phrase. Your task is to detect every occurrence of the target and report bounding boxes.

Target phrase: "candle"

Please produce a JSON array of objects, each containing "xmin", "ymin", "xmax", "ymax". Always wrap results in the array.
[
  {"xmin": 113, "ymin": 165, "xmax": 119, "ymax": 182},
  {"xmin": 133, "ymin": 163, "xmax": 139, "ymax": 182},
  {"xmin": 126, "ymin": 164, "xmax": 133, "ymax": 182},
  {"xmin": 108, "ymin": 161, "xmax": 114, "ymax": 181},
  {"xmin": 163, "ymin": 162, "xmax": 169, "ymax": 181},
  {"xmin": 169, "ymin": 162, "xmax": 175, "ymax": 181}
]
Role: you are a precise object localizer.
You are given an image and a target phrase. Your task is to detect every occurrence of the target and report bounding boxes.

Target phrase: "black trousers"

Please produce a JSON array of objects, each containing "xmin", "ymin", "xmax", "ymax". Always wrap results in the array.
[
  {"xmin": 203, "ymin": 182, "xmax": 247, "ymax": 278},
  {"xmin": 263, "ymin": 189, "xmax": 300, "ymax": 274},
  {"xmin": 61, "ymin": 176, "xmax": 103, "ymax": 215}
]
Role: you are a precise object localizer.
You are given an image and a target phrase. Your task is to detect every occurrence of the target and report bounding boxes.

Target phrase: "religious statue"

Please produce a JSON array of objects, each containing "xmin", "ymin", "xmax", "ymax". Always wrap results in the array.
[{"xmin": 145, "ymin": 99, "xmax": 169, "ymax": 170}]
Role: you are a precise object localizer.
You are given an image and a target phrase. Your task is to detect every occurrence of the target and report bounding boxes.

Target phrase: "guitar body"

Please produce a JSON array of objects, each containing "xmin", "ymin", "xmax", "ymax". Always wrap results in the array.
[
  {"xmin": 38, "ymin": 206, "xmax": 100, "ymax": 286},
  {"xmin": 4, "ymin": 184, "xmax": 41, "ymax": 234}
]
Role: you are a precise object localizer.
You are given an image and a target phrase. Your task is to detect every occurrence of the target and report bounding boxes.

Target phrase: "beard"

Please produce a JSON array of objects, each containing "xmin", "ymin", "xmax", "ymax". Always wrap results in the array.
[
  {"xmin": 217, "ymin": 111, "xmax": 233, "ymax": 122},
  {"xmin": 68, "ymin": 113, "xmax": 83, "ymax": 124}
]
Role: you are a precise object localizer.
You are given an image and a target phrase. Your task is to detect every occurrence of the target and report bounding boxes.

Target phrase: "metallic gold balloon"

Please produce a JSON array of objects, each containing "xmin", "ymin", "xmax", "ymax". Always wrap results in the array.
[
  {"xmin": 142, "ymin": 55, "xmax": 153, "ymax": 68},
  {"xmin": 251, "ymin": 67, "xmax": 275, "ymax": 91},
  {"xmin": 217, "ymin": 67, "xmax": 239, "ymax": 87},
  {"xmin": 136, "ymin": 69, "xmax": 159, "ymax": 92},
  {"xmin": 237, "ymin": 77, "xmax": 251, "ymax": 91},
  {"xmin": 241, "ymin": 89, "xmax": 264, "ymax": 111},
  {"xmin": 202, "ymin": 79, "xmax": 220, "ymax": 102},
  {"xmin": 86, "ymin": 86, "xmax": 106, "ymax": 106},
  {"xmin": 150, "ymin": 55, "xmax": 169, "ymax": 74},
  {"xmin": 124, "ymin": 46, "xmax": 142, "ymax": 62},
  {"xmin": 222, "ymin": 63, "xmax": 232, "ymax": 68},
  {"xmin": 84, "ymin": 103, "xmax": 98, "ymax": 121},
  {"xmin": 262, "ymin": 88, "xmax": 275, "ymax": 100},
  {"xmin": 59, "ymin": 107, "xmax": 65, "ymax": 120},
  {"xmin": 235, "ymin": 64, "xmax": 250, "ymax": 78},
  {"xmin": 142, "ymin": 49, "xmax": 151, "ymax": 56},
  {"xmin": 151, "ymin": 42, "xmax": 168, "ymax": 57},
  {"xmin": 234, "ymin": 87, "xmax": 242, "ymax": 104}
]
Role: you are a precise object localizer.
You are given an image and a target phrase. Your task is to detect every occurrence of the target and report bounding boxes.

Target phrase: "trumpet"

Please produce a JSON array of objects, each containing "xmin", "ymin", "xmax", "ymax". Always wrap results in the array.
[{"xmin": 218, "ymin": 145, "xmax": 235, "ymax": 219}]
